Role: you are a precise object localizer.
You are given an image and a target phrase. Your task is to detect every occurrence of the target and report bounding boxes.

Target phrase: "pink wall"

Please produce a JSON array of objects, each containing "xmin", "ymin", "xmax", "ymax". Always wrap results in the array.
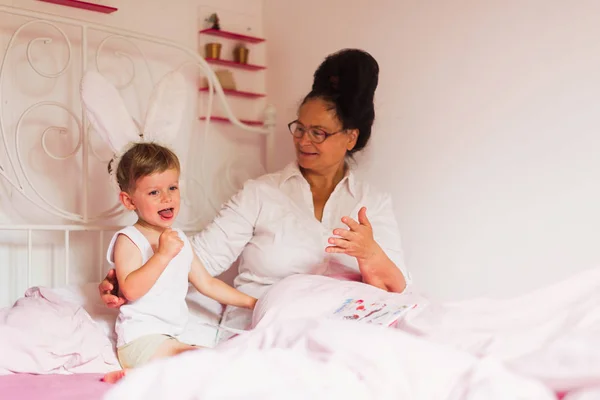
[
  {"xmin": 265, "ymin": 0, "xmax": 600, "ymax": 300},
  {"xmin": 0, "ymin": 0, "xmax": 263, "ymax": 47}
]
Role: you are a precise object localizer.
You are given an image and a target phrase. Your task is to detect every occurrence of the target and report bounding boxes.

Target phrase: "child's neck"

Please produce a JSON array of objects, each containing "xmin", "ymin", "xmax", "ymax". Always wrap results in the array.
[{"xmin": 135, "ymin": 218, "xmax": 167, "ymax": 235}]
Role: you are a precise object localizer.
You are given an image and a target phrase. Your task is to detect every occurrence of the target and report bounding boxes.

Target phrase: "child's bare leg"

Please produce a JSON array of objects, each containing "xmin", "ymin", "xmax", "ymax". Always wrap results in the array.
[
  {"xmin": 102, "ymin": 339, "xmax": 201, "ymax": 384},
  {"xmin": 149, "ymin": 338, "xmax": 202, "ymax": 361}
]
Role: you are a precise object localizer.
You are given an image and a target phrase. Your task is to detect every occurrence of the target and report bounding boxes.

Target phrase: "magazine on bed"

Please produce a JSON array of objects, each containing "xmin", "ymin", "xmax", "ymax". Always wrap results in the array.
[{"xmin": 330, "ymin": 298, "xmax": 413, "ymax": 326}]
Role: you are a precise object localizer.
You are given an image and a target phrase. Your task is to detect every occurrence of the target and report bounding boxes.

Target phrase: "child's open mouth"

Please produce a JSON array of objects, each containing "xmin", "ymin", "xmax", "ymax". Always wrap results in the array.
[{"xmin": 158, "ymin": 208, "xmax": 174, "ymax": 220}]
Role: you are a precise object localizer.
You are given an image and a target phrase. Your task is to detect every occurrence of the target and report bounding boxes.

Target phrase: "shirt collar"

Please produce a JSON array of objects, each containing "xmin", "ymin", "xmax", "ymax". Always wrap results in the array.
[
  {"xmin": 279, "ymin": 161, "xmax": 357, "ymax": 198},
  {"xmin": 279, "ymin": 161, "xmax": 303, "ymax": 185}
]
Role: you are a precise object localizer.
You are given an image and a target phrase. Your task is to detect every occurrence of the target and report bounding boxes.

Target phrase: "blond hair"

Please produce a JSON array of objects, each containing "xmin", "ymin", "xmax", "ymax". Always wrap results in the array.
[{"xmin": 110, "ymin": 142, "xmax": 180, "ymax": 192}]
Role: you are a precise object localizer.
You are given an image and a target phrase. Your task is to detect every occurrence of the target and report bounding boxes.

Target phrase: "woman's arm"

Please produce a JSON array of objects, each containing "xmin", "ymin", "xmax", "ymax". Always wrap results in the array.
[
  {"xmin": 189, "ymin": 180, "xmax": 260, "ymax": 276},
  {"xmin": 326, "ymin": 194, "xmax": 410, "ymax": 293},
  {"xmin": 352, "ymin": 233, "xmax": 407, "ymax": 293},
  {"xmin": 188, "ymin": 252, "xmax": 257, "ymax": 309}
]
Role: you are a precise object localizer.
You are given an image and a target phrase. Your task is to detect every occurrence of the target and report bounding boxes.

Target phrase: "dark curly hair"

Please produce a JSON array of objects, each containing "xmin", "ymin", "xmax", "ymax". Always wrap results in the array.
[{"xmin": 302, "ymin": 48, "xmax": 379, "ymax": 154}]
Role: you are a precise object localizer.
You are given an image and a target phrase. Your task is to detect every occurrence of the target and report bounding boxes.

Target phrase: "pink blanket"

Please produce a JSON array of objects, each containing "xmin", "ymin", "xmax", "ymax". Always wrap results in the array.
[
  {"xmin": 0, "ymin": 286, "xmax": 119, "ymax": 375},
  {"xmin": 0, "ymin": 373, "xmax": 110, "ymax": 400}
]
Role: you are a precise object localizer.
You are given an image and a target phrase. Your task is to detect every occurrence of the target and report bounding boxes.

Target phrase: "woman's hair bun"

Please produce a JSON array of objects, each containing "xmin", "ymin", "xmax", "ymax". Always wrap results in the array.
[
  {"xmin": 305, "ymin": 49, "xmax": 379, "ymax": 154},
  {"xmin": 312, "ymin": 48, "xmax": 379, "ymax": 101}
]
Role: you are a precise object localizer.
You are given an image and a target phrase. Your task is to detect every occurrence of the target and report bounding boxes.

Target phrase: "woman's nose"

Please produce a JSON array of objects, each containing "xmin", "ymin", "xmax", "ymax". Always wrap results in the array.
[{"xmin": 298, "ymin": 131, "xmax": 313, "ymax": 146}]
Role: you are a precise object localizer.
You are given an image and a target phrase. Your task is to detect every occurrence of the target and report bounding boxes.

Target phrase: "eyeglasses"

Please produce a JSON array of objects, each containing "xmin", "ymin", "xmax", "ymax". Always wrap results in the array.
[{"xmin": 287, "ymin": 120, "xmax": 345, "ymax": 144}]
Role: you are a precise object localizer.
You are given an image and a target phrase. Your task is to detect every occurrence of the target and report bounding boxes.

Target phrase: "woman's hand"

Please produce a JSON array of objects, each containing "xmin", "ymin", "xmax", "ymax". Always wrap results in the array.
[
  {"xmin": 326, "ymin": 207, "xmax": 383, "ymax": 262},
  {"xmin": 99, "ymin": 269, "xmax": 126, "ymax": 308},
  {"xmin": 326, "ymin": 207, "xmax": 407, "ymax": 293}
]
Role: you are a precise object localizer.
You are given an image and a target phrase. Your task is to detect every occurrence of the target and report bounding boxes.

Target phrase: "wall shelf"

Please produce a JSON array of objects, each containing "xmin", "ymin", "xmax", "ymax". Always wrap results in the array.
[
  {"xmin": 200, "ymin": 116, "xmax": 263, "ymax": 126},
  {"xmin": 199, "ymin": 87, "xmax": 265, "ymax": 99},
  {"xmin": 37, "ymin": 0, "xmax": 118, "ymax": 13},
  {"xmin": 199, "ymin": 28, "xmax": 265, "ymax": 44},
  {"xmin": 205, "ymin": 58, "xmax": 266, "ymax": 71}
]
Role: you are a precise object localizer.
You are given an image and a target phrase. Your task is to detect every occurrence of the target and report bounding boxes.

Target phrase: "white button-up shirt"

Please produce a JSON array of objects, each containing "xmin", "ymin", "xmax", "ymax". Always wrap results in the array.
[{"xmin": 191, "ymin": 162, "xmax": 411, "ymax": 301}]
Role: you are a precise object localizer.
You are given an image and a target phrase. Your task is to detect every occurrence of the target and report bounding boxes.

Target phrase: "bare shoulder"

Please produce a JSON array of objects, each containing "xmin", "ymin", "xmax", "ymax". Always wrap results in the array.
[
  {"xmin": 114, "ymin": 233, "xmax": 137, "ymax": 252},
  {"xmin": 113, "ymin": 234, "xmax": 142, "ymax": 269}
]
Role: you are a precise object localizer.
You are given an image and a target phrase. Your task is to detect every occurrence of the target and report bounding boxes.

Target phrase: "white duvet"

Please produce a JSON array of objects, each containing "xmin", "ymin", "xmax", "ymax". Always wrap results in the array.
[{"xmin": 104, "ymin": 266, "xmax": 600, "ymax": 400}]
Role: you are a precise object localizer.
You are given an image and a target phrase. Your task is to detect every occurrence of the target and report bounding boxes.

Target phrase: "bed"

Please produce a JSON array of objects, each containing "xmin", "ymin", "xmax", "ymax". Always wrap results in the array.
[
  {"xmin": 0, "ymin": 3, "xmax": 273, "ymax": 398},
  {"xmin": 2, "ymin": 4, "xmax": 600, "ymax": 400}
]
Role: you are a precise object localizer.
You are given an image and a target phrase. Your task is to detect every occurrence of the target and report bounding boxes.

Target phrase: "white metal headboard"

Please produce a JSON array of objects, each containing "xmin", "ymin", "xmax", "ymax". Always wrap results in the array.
[{"xmin": 0, "ymin": 5, "xmax": 276, "ymax": 306}]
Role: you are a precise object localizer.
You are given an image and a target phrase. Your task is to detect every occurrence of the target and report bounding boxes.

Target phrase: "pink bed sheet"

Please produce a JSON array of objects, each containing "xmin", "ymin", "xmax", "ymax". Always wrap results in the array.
[{"xmin": 0, "ymin": 373, "xmax": 111, "ymax": 400}]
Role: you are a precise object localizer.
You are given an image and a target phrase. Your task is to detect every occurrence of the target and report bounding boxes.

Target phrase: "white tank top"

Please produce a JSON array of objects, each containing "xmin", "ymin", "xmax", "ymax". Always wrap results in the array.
[{"xmin": 107, "ymin": 226, "xmax": 192, "ymax": 348}]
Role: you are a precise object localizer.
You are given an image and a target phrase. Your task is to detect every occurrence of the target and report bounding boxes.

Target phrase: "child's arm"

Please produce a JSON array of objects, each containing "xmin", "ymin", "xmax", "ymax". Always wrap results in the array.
[
  {"xmin": 188, "ymin": 252, "xmax": 257, "ymax": 310},
  {"xmin": 115, "ymin": 228, "xmax": 183, "ymax": 301}
]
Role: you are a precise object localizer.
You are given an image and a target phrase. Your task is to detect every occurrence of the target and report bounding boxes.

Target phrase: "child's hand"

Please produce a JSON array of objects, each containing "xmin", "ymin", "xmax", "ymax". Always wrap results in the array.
[{"xmin": 157, "ymin": 228, "xmax": 184, "ymax": 260}]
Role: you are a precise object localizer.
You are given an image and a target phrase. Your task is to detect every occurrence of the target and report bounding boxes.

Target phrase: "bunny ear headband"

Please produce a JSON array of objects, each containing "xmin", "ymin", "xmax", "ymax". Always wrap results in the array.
[{"xmin": 80, "ymin": 70, "xmax": 187, "ymax": 189}]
